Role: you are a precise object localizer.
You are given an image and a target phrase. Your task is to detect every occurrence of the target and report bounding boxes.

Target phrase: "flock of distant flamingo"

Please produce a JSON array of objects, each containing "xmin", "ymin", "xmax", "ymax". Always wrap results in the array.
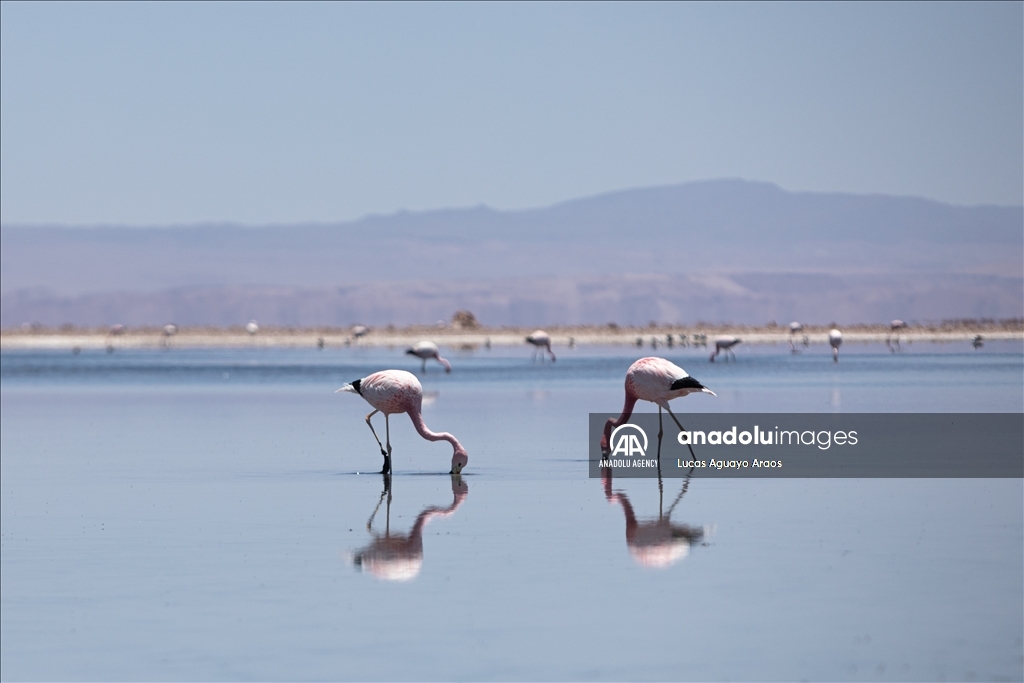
[
  {"xmin": 96, "ymin": 318, "xmax": 972, "ymax": 477},
  {"xmin": 332, "ymin": 319, "xmax": 973, "ymax": 475}
]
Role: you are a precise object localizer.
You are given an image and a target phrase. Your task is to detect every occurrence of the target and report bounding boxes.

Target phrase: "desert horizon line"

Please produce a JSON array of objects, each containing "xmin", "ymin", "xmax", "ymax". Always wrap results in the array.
[{"xmin": 4, "ymin": 177, "xmax": 1022, "ymax": 230}]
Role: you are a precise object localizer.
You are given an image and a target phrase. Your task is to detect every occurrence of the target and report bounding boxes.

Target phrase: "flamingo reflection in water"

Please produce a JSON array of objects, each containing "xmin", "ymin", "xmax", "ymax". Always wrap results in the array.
[
  {"xmin": 351, "ymin": 474, "xmax": 468, "ymax": 582},
  {"xmin": 601, "ymin": 462, "xmax": 708, "ymax": 569}
]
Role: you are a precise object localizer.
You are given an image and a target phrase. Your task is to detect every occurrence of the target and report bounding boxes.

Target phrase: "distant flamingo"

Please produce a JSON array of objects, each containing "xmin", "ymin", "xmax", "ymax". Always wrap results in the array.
[
  {"xmin": 338, "ymin": 369, "xmax": 468, "ymax": 474},
  {"xmin": 887, "ymin": 319, "xmax": 907, "ymax": 352},
  {"xmin": 789, "ymin": 322, "xmax": 803, "ymax": 353},
  {"xmin": 526, "ymin": 330, "xmax": 556, "ymax": 362},
  {"xmin": 829, "ymin": 328, "xmax": 843, "ymax": 363},
  {"xmin": 161, "ymin": 323, "xmax": 177, "ymax": 349},
  {"xmin": 352, "ymin": 474, "xmax": 468, "ymax": 581},
  {"xmin": 246, "ymin": 320, "xmax": 259, "ymax": 335},
  {"xmin": 405, "ymin": 341, "xmax": 452, "ymax": 373},
  {"xmin": 105, "ymin": 324, "xmax": 126, "ymax": 353},
  {"xmin": 601, "ymin": 357, "xmax": 714, "ymax": 454},
  {"xmin": 709, "ymin": 336, "xmax": 740, "ymax": 362}
]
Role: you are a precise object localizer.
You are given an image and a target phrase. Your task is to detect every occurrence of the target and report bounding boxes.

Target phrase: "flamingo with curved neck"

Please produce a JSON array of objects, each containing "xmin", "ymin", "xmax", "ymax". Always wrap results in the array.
[
  {"xmin": 405, "ymin": 340, "xmax": 452, "ymax": 373},
  {"xmin": 709, "ymin": 336, "xmax": 740, "ymax": 362},
  {"xmin": 338, "ymin": 369, "xmax": 468, "ymax": 474},
  {"xmin": 526, "ymin": 330, "xmax": 556, "ymax": 362}
]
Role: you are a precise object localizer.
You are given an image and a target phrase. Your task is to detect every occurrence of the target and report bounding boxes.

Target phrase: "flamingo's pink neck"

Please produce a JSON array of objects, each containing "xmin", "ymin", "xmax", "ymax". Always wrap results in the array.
[
  {"xmin": 601, "ymin": 391, "xmax": 638, "ymax": 451},
  {"xmin": 407, "ymin": 407, "xmax": 466, "ymax": 455}
]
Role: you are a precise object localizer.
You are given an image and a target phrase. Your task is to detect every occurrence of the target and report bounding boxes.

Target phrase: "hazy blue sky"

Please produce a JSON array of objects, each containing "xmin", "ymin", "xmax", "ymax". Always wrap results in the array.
[{"xmin": 1, "ymin": 1, "xmax": 1021, "ymax": 225}]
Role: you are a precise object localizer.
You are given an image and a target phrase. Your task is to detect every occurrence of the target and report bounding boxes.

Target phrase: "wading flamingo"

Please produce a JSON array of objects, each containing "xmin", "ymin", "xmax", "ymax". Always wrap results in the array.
[
  {"xmin": 338, "ymin": 370, "xmax": 468, "ymax": 475},
  {"xmin": 406, "ymin": 341, "xmax": 452, "ymax": 373},
  {"xmin": 887, "ymin": 319, "xmax": 907, "ymax": 352},
  {"xmin": 161, "ymin": 323, "xmax": 178, "ymax": 349},
  {"xmin": 829, "ymin": 328, "xmax": 843, "ymax": 363},
  {"xmin": 789, "ymin": 322, "xmax": 803, "ymax": 353},
  {"xmin": 709, "ymin": 336, "xmax": 740, "ymax": 362},
  {"xmin": 601, "ymin": 357, "xmax": 715, "ymax": 454},
  {"xmin": 351, "ymin": 473, "xmax": 468, "ymax": 581},
  {"xmin": 526, "ymin": 330, "xmax": 556, "ymax": 362},
  {"xmin": 105, "ymin": 324, "xmax": 126, "ymax": 353}
]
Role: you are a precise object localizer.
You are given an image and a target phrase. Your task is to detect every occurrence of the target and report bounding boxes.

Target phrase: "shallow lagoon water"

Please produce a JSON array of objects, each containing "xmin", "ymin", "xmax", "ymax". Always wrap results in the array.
[{"xmin": 2, "ymin": 342, "xmax": 1022, "ymax": 681}]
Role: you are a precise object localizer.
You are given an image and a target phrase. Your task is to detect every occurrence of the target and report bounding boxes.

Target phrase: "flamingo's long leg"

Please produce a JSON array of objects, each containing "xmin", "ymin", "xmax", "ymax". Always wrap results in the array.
[
  {"xmin": 656, "ymin": 406, "xmax": 664, "ymax": 463},
  {"xmin": 365, "ymin": 410, "xmax": 387, "ymax": 456},
  {"xmin": 664, "ymin": 404, "xmax": 698, "ymax": 460},
  {"xmin": 384, "ymin": 414, "xmax": 392, "ymax": 456}
]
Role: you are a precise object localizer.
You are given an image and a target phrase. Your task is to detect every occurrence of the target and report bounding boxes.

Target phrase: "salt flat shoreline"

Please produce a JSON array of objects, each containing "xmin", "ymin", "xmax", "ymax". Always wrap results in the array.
[{"xmin": 2, "ymin": 325, "xmax": 1020, "ymax": 351}]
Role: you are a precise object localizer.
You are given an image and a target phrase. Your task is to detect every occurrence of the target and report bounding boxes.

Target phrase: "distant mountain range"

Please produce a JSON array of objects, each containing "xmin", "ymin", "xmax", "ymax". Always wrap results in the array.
[{"xmin": 2, "ymin": 180, "xmax": 1021, "ymax": 327}]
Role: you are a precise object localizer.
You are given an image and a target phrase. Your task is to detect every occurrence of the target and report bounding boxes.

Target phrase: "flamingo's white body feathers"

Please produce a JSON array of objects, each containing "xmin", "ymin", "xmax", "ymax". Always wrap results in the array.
[
  {"xmin": 626, "ymin": 357, "xmax": 716, "ymax": 407},
  {"xmin": 829, "ymin": 328, "xmax": 843, "ymax": 362}
]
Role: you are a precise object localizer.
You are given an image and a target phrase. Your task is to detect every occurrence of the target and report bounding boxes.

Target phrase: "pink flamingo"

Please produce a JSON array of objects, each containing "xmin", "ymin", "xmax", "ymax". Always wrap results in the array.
[
  {"xmin": 709, "ymin": 335, "xmax": 740, "ymax": 362},
  {"xmin": 526, "ymin": 330, "xmax": 556, "ymax": 362},
  {"xmin": 601, "ymin": 357, "xmax": 715, "ymax": 453},
  {"xmin": 338, "ymin": 370, "xmax": 468, "ymax": 474},
  {"xmin": 405, "ymin": 341, "xmax": 452, "ymax": 373},
  {"xmin": 352, "ymin": 474, "xmax": 468, "ymax": 581}
]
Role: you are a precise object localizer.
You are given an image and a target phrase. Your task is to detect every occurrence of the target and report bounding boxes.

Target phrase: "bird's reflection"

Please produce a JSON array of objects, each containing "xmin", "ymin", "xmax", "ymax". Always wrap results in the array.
[
  {"xmin": 601, "ymin": 455, "xmax": 706, "ymax": 569},
  {"xmin": 351, "ymin": 474, "xmax": 468, "ymax": 581}
]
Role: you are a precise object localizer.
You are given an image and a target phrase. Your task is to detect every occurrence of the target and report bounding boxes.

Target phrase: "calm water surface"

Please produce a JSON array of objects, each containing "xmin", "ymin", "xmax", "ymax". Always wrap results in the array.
[{"xmin": 2, "ymin": 342, "xmax": 1022, "ymax": 681}]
